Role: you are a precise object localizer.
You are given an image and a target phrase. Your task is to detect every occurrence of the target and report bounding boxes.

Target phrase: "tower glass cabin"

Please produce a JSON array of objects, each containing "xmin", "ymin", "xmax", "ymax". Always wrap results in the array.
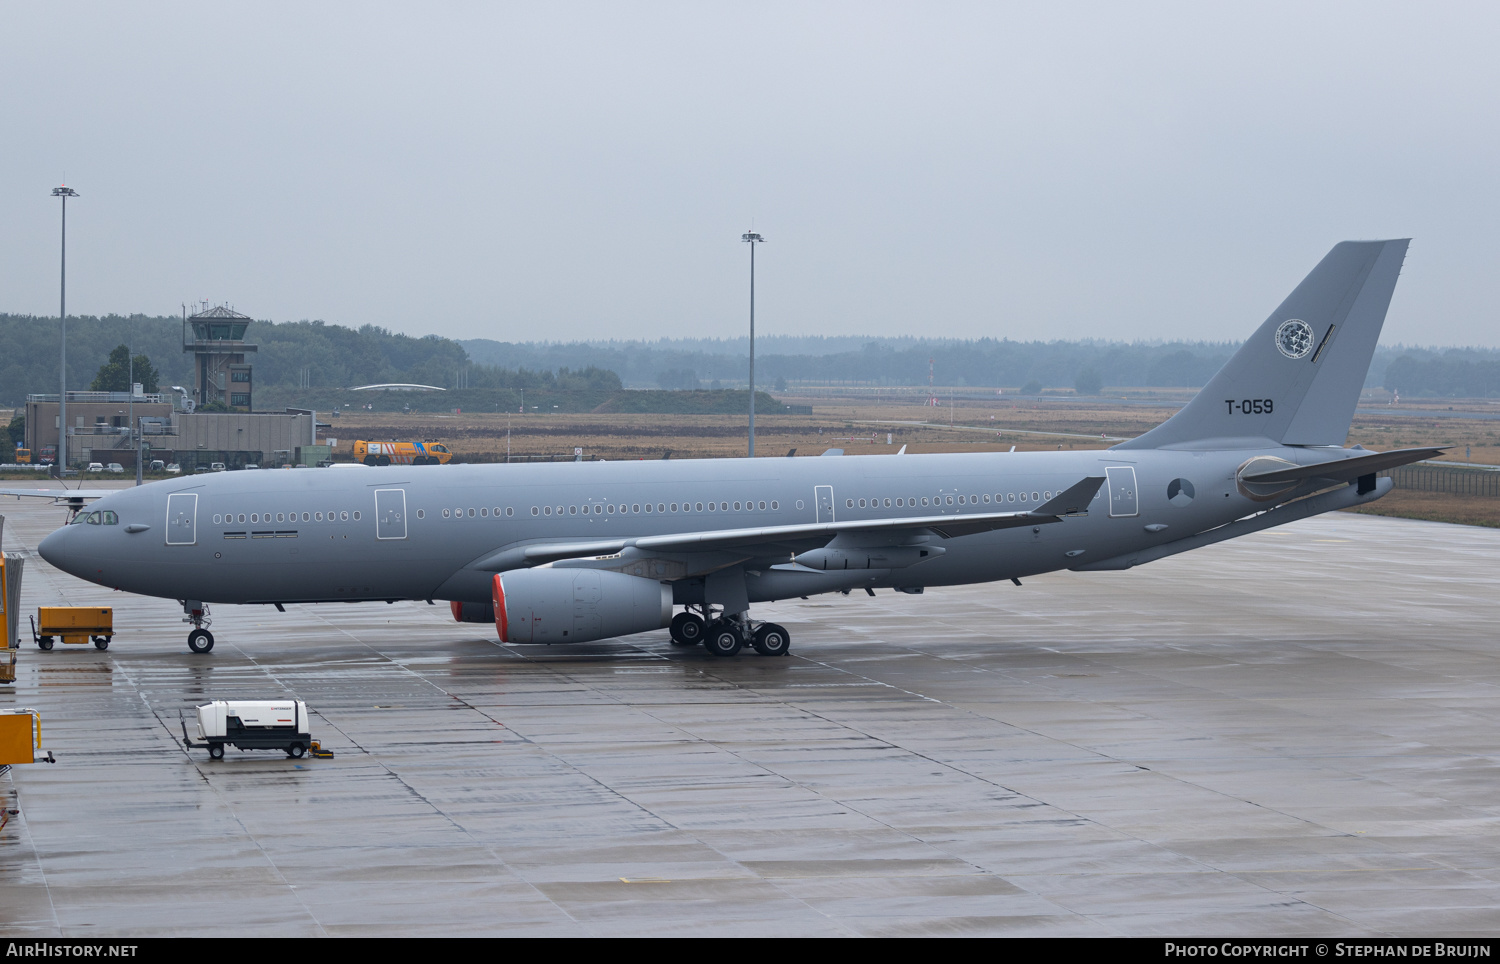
[{"xmin": 184, "ymin": 305, "xmax": 257, "ymax": 411}]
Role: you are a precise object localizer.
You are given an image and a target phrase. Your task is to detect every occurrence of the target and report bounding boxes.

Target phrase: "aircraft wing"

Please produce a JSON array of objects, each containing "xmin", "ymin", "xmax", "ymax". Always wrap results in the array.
[
  {"xmin": 0, "ymin": 489, "xmax": 108, "ymax": 502},
  {"xmin": 521, "ymin": 475, "xmax": 1105, "ymax": 564},
  {"xmin": 1240, "ymin": 447, "xmax": 1445, "ymax": 486}
]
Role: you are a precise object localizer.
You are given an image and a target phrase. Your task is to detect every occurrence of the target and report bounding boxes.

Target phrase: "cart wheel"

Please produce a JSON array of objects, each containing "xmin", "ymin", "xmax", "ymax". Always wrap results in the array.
[
  {"xmin": 209, "ymin": 744, "xmax": 224, "ymax": 760},
  {"xmin": 187, "ymin": 629, "xmax": 214, "ymax": 654},
  {"xmin": 287, "ymin": 743, "xmax": 306, "ymax": 759},
  {"xmin": 94, "ymin": 637, "xmax": 110, "ymax": 651},
  {"xmin": 38, "ymin": 638, "xmax": 53, "ymax": 651}
]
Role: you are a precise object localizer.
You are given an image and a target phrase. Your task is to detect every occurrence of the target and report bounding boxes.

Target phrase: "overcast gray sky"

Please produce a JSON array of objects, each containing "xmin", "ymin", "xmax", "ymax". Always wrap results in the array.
[{"xmin": 3, "ymin": 2, "xmax": 1497, "ymax": 346}]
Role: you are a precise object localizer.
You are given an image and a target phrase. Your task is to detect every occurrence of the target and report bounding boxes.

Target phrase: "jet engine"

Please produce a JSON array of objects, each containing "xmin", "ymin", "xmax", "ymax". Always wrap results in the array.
[
  {"xmin": 492, "ymin": 568, "xmax": 672, "ymax": 644},
  {"xmin": 450, "ymin": 600, "xmax": 496, "ymax": 624}
]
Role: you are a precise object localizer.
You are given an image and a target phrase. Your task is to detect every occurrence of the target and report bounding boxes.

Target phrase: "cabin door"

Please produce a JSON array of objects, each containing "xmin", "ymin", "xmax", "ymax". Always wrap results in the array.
[
  {"xmin": 375, "ymin": 489, "xmax": 407, "ymax": 540},
  {"xmin": 166, "ymin": 493, "xmax": 198, "ymax": 545}
]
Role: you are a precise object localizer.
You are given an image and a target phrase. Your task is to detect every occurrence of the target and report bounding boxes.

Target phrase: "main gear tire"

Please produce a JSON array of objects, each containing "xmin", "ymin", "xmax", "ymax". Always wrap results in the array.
[
  {"xmin": 752, "ymin": 623, "xmax": 791, "ymax": 657},
  {"xmin": 669, "ymin": 612, "xmax": 706, "ymax": 646},
  {"xmin": 703, "ymin": 621, "xmax": 743, "ymax": 658}
]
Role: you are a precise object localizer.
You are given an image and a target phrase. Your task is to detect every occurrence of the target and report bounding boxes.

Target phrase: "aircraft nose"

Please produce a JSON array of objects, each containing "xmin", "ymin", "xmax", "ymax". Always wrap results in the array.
[{"xmin": 38, "ymin": 525, "xmax": 81, "ymax": 576}]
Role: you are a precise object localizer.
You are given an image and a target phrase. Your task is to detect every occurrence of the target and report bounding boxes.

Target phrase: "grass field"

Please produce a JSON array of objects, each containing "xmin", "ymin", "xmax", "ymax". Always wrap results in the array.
[
  {"xmin": 1343, "ymin": 489, "xmax": 1500, "ymax": 528},
  {"xmin": 322, "ymin": 391, "xmax": 1500, "ymax": 463}
]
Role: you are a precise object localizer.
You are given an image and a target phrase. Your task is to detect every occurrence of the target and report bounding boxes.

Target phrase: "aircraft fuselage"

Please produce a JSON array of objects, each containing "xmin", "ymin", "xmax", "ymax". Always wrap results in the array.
[{"xmin": 41, "ymin": 445, "xmax": 1337, "ymax": 607}]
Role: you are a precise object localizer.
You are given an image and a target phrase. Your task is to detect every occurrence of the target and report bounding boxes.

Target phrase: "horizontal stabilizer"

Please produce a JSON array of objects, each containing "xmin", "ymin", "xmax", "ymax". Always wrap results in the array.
[{"xmin": 1241, "ymin": 447, "xmax": 1444, "ymax": 486}]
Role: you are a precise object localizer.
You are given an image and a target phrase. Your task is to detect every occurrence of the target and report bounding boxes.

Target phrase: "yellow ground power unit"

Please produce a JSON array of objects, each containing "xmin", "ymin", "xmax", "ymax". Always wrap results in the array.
[
  {"xmin": 32, "ymin": 606, "xmax": 113, "ymax": 651},
  {"xmin": 0, "ymin": 709, "xmax": 53, "ymax": 766}
]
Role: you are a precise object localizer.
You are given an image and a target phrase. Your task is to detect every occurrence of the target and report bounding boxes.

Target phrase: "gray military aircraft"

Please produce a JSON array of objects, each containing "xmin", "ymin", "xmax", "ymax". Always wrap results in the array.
[{"xmin": 28, "ymin": 240, "xmax": 1439, "ymax": 657}]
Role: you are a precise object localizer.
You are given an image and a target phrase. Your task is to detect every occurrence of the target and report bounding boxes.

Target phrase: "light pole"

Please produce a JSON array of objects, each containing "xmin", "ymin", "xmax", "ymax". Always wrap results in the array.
[
  {"xmin": 741, "ymin": 231, "xmax": 763, "ymax": 458},
  {"xmin": 53, "ymin": 186, "xmax": 78, "ymax": 476}
]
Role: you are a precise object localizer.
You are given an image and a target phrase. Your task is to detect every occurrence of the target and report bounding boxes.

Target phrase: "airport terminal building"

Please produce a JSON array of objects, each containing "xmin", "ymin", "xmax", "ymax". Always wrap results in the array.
[
  {"xmin": 23, "ymin": 392, "xmax": 325, "ymax": 470},
  {"xmin": 20, "ymin": 304, "xmax": 330, "ymax": 470}
]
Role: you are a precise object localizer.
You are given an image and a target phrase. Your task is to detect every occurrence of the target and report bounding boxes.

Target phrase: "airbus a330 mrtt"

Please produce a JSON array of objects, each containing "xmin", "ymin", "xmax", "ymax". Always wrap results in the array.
[{"xmin": 26, "ymin": 240, "xmax": 1436, "ymax": 657}]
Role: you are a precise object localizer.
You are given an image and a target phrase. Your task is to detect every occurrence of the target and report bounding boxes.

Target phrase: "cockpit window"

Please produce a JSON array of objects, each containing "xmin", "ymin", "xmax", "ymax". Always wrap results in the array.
[
  {"xmin": 101, "ymin": 511, "xmax": 118, "ymax": 525},
  {"xmin": 84, "ymin": 511, "xmax": 101, "ymax": 525}
]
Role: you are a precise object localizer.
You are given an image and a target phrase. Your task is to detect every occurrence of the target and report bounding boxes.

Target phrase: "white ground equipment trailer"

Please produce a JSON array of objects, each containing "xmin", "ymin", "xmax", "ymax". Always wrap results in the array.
[{"xmin": 181, "ymin": 700, "xmax": 324, "ymax": 760}]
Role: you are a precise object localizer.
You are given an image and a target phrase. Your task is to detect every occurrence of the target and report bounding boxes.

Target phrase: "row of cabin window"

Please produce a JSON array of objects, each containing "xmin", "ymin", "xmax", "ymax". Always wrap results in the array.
[
  {"xmin": 526, "ymin": 500, "xmax": 779, "ymax": 517},
  {"xmin": 214, "ymin": 510, "xmax": 359, "ymax": 525},
  {"xmin": 71, "ymin": 510, "xmax": 119, "ymax": 525},
  {"xmin": 426, "ymin": 507, "xmax": 515, "ymax": 519},
  {"xmin": 845, "ymin": 491, "xmax": 1053, "ymax": 510}
]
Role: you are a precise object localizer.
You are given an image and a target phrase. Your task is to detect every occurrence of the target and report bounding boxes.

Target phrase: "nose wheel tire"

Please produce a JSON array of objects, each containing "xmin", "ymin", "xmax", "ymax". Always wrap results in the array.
[
  {"xmin": 752, "ymin": 623, "xmax": 791, "ymax": 657},
  {"xmin": 669, "ymin": 612, "xmax": 706, "ymax": 646},
  {"xmin": 703, "ymin": 621, "xmax": 743, "ymax": 657},
  {"xmin": 187, "ymin": 629, "xmax": 215, "ymax": 654}
]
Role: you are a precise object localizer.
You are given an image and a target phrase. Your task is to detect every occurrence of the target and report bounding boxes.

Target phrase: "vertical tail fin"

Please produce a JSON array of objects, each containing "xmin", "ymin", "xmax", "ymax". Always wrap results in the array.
[{"xmin": 1117, "ymin": 240, "xmax": 1409, "ymax": 450}]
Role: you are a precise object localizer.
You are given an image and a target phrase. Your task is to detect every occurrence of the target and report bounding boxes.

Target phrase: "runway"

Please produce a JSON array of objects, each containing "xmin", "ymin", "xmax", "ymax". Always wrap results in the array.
[{"xmin": 1, "ymin": 489, "xmax": 1498, "ymax": 936}]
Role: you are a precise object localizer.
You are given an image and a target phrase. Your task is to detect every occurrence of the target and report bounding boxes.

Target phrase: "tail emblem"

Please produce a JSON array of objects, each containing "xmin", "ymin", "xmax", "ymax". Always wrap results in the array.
[{"xmin": 1275, "ymin": 319, "xmax": 1314, "ymax": 358}]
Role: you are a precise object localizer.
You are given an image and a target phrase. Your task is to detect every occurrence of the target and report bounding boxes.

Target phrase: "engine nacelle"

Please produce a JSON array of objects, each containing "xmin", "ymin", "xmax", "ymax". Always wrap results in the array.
[
  {"xmin": 450, "ymin": 600, "xmax": 496, "ymax": 623},
  {"xmin": 492, "ymin": 568, "xmax": 672, "ymax": 644}
]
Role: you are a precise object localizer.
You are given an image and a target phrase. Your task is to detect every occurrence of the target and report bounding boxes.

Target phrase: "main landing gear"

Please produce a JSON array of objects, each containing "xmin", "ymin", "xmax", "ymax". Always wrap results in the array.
[
  {"xmin": 670, "ymin": 607, "xmax": 790, "ymax": 658},
  {"xmin": 183, "ymin": 601, "xmax": 215, "ymax": 654}
]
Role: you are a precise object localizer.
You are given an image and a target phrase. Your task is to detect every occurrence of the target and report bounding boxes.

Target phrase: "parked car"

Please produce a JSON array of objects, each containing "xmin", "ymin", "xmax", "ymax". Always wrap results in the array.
[
  {"xmin": 86, "ymin": 462, "xmax": 103, "ymax": 473},
  {"xmin": 210, "ymin": 462, "xmax": 226, "ymax": 472},
  {"xmin": 105, "ymin": 463, "xmax": 124, "ymax": 473},
  {"xmin": 150, "ymin": 460, "xmax": 165, "ymax": 472},
  {"xmin": 164, "ymin": 463, "xmax": 181, "ymax": 474},
  {"xmin": 243, "ymin": 464, "xmax": 260, "ymax": 471}
]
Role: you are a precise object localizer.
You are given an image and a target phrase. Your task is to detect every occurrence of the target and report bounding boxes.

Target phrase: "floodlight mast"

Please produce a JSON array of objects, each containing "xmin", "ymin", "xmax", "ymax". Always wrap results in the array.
[
  {"xmin": 53, "ymin": 186, "xmax": 79, "ymax": 477},
  {"xmin": 741, "ymin": 231, "xmax": 763, "ymax": 458}
]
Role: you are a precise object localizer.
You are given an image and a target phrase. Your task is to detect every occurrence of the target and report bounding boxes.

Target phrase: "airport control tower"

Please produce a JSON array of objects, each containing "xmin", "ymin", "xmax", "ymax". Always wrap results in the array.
[{"xmin": 184, "ymin": 304, "xmax": 257, "ymax": 411}]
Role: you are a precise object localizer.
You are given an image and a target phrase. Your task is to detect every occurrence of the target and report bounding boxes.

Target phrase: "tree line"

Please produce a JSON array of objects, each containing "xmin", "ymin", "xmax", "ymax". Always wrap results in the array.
[
  {"xmin": 5, "ymin": 311, "xmax": 1499, "ymax": 408},
  {"xmin": 462, "ymin": 337, "xmax": 1500, "ymax": 393},
  {"xmin": 0, "ymin": 313, "xmax": 618, "ymax": 406},
  {"xmin": 1384, "ymin": 354, "xmax": 1500, "ymax": 397}
]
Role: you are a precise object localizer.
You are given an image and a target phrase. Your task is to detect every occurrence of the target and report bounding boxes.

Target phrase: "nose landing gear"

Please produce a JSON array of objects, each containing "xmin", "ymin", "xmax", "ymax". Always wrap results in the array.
[{"xmin": 183, "ymin": 601, "xmax": 214, "ymax": 654}]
